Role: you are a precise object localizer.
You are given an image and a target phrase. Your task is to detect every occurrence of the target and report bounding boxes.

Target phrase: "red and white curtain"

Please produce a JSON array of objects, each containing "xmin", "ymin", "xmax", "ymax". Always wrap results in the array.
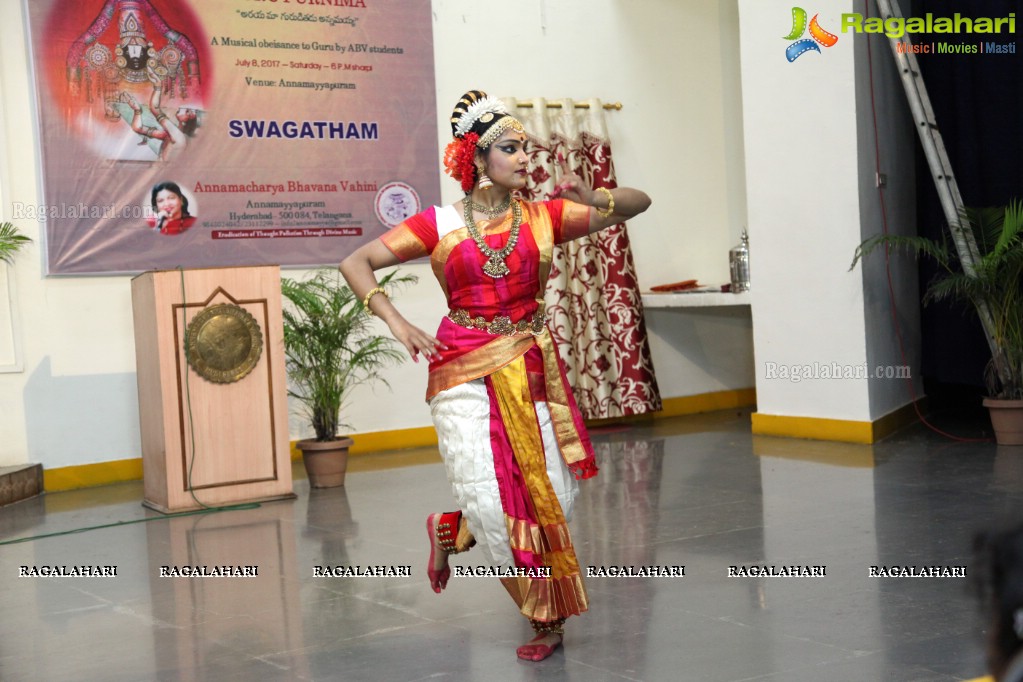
[{"xmin": 506, "ymin": 97, "xmax": 662, "ymax": 419}]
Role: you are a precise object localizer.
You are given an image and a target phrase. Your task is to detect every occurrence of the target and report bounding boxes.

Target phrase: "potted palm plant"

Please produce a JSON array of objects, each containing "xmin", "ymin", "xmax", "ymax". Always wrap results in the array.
[
  {"xmin": 281, "ymin": 269, "xmax": 415, "ymax": 486},
  {"xmin": 852, "ymin": 200, "xmax": 1023, "ymax": 444},
  {"xmin": 0, "ymin": 222, "xmax": 31, "ymax": 264}
]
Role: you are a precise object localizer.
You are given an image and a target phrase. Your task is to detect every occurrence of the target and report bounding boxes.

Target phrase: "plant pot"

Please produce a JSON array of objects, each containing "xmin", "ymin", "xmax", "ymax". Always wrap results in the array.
[
  {"xmin": 983, "ymin": 398, "xmax": 1023, "ymax": 446},
  {"xmin": 298, "ymin": 437, "xmax": 354, "ymax": 488}
]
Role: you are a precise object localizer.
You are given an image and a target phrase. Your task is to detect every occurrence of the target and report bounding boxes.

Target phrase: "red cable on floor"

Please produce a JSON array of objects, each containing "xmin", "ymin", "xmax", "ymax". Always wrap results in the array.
[{"xmin": 863, "ymin": 0, "xmax": 991, "ymax": 443}]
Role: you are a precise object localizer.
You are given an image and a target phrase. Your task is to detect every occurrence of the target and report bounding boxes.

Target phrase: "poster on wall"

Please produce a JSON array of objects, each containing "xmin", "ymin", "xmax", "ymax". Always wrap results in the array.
[{"xmin": 24, "ymin": 0, "xmax": 439, "ymax": 275}]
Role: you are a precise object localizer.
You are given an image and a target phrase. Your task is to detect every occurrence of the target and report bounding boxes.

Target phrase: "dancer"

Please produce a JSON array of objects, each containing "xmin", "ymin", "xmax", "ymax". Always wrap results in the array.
[{"xmin": 340, "ymin": 89, "xmax": 651, "ymax": 661}]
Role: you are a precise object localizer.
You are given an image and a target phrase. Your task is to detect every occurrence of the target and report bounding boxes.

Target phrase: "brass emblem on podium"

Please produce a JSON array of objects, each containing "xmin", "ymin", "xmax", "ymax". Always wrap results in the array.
[{"xmin": 185, "ymin": 304, "xmax": 263, "ymax": 383}]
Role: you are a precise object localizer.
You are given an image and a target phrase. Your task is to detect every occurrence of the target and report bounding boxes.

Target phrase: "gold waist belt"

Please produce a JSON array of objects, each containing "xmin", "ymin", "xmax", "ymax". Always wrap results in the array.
[{"xmin": 448, "ymin": 308, "xmax": 547, "ymax": 336}]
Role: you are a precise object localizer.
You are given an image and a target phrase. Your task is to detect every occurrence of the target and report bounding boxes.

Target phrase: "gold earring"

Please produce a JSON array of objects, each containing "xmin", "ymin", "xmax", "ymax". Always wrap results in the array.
[{"xmin": 476, "ymin": 164, "xmax": 493, "ymax": 191}]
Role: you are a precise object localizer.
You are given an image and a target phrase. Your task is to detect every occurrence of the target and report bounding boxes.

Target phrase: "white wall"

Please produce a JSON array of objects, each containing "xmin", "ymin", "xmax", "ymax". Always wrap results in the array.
[
  {"xmin": 852, "ymin": 12, "xmax": 923, "ymax": 417},
  {"xmin": 741, "ymin": 0, "xmax": 867, "ymax": 421},
  {"xmin": 0, "ymin": 0, "xmax": 753, "ymax": 469},
  {"xmin": 739, "ymin": 0, "xmax": 918, "ymax": 422}
]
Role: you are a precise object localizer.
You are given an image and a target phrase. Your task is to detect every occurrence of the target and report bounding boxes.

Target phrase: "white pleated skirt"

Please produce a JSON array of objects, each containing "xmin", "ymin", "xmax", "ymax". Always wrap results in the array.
[{"xmin": 429, "ymin": 378, "xmax": 579, "ymax": 568}]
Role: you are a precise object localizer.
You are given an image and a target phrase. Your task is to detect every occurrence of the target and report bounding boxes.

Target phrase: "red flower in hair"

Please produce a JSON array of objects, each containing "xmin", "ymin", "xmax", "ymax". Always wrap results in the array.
[{"xmin": 443, "ymin": 133, "xmax": 480, "ymax": 193}]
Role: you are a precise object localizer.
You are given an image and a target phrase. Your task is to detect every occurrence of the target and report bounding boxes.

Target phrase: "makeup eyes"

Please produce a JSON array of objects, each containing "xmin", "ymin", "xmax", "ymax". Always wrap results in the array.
[{"xmin": 500, "ymin": 144, "xmax": 527, "ymax": 154}]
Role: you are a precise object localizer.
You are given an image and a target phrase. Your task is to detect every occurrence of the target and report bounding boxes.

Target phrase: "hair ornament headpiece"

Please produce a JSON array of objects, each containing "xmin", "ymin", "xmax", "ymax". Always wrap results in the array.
[
  {"xmin": 476, "ymin": 115, "xmax": 525, "ymax": 149},
  {"xmin": 453, "ymin": 94, "xmax": 508, "ymax": 138},
  {"xmin": 449, "ymin": 89, "xmax": 524, "ymax": 149}
]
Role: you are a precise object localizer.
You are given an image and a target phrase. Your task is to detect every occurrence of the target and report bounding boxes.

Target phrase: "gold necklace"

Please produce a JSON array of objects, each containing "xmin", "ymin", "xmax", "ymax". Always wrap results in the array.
[
  {"xmin": 463, "ymin": 199, "xmax": 522, "ymax": 278},
  {"xmin": 465, "ymin": 194, "xmax": 511, "ymax": 218}
]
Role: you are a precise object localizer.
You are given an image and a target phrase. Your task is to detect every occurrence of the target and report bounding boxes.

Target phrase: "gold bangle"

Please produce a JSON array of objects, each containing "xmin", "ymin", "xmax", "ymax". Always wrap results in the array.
[
  {"xmin": 594, "ymin": 187, "xmax": 614, "ymax": 218},
  {"xmin": 362, "ymin": 286, "xmax": 387, "ymax": 315}
]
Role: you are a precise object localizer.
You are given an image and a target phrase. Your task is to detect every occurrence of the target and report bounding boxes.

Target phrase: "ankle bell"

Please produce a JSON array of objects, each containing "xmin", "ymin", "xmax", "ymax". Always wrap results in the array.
[
  {"xmin": 435, "ymin": 511, "xmax": 476, "ymax": 553},
  {"xmin": 530, "ymin": 618, "xmax": 565, "ymax": 635}
]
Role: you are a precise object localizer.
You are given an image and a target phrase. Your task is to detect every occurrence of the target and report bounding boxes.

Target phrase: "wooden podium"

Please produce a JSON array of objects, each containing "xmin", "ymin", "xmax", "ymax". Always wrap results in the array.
[{"xmin": 131, "ymin": 266, "xmax": 295, "ymax": 512}]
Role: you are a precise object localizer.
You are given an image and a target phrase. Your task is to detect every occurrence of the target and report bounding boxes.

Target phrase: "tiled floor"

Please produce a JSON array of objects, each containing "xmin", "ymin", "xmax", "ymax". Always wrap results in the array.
[{"xmin": 1, "ymin": 409, "xmax": 1015, "ymax": 681}]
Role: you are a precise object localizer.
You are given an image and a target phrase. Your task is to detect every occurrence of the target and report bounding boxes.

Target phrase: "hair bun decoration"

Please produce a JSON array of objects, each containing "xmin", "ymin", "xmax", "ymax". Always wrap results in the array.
[
  {"xmin": 448, "ymin": 88, "xmax": 524, "ymax": 150},
  {"xmin": 451, "ymin": 90, "xmax": 504, "ymax": 138},
  {"xmin": 452, "ymin": 94, "xmax": 508, "ymax": 138}
]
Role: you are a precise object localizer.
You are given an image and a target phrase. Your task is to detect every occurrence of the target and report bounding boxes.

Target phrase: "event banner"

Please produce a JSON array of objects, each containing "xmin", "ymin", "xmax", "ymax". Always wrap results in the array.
[{"xmin": 24, "ymin": 0, "xmax": 439, "ymax": 275}]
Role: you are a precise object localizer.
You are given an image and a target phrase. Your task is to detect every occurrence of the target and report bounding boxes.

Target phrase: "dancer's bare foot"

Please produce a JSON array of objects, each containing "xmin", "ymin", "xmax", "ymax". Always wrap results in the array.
[
  {"xmin": 426, "ymin": 513, "xmax": 451, "ymax": 593},
  {"xmin": 516, "ymin": 632, "xmax": 563, "ymax": 661}
]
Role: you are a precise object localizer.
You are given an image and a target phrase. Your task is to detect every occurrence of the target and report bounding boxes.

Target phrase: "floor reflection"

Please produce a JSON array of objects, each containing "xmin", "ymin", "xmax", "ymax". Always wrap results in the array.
[
  {"xmin": 144, "ymin": 506, "xmax": 309, "ymax": 681},
  {"xmin": 0, "ymin": 410, "xmax": 1008, "ymax": 681}
]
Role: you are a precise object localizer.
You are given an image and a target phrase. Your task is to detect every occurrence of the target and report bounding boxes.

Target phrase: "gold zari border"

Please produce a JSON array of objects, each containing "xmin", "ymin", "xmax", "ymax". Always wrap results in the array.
[{"xmin": 490, "ymin": 356, "xmax": 588, "ymax": 621}]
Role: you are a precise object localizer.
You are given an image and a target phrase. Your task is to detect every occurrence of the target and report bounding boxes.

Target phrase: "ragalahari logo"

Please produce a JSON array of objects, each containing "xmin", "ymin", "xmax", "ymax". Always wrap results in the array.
[{"xmin": 784, "ymin": 7, "xmax": 839, "ymax": 61}]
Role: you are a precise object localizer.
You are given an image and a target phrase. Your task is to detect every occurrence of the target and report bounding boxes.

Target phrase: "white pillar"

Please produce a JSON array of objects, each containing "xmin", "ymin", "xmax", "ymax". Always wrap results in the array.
[{"xmin": 738, "ymin": 0, "xmax": 921, "ymax": 442}]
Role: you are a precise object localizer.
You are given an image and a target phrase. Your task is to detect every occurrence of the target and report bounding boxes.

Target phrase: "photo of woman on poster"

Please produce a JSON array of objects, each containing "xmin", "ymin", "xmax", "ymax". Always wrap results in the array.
[{"xmin": 146, "ymin": 181, "xmax": 196, "ymax": 235}]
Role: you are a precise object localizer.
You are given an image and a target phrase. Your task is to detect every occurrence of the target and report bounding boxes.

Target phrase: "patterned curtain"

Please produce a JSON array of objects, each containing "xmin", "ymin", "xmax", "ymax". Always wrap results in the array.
[{"xmin": 506, "ymin": 97, "xmax": 662, "ymax": 419}]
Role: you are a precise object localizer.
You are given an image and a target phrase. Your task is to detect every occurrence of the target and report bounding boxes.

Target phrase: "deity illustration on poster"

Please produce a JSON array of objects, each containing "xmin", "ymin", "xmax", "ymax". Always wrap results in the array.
[{"xmin": 63, "ymin": 0, "xmax": 207, "ymax": 162}]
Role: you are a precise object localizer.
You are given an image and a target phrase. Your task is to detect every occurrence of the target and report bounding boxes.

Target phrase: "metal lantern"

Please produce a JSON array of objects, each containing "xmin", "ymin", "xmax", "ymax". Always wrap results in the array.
[{"xmin": 729, "ymin": 230, "xmax": 750, "ymax": 293}]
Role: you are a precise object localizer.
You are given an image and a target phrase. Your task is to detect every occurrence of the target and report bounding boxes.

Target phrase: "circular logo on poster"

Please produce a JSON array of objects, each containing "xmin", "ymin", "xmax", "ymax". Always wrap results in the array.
[{"xmin": 374, "ymin": 182, "xmax": 421, "ymax": 227}]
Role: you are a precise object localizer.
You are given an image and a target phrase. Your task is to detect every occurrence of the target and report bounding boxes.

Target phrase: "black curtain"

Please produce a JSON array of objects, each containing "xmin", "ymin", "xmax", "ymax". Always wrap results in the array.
[{"xmin": 905, "ymin": 0, "xmax": 1023, "ymax": 406}]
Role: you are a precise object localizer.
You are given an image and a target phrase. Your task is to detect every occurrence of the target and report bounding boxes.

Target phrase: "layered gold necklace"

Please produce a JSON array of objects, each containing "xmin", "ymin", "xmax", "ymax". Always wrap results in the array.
[
  {"xmin": 465, "ymin": 194, "xmax": 511, "ymax": 218},
  {"xmin": 463, "ymin": 196, "xmax": 522, "ymax": 278}
]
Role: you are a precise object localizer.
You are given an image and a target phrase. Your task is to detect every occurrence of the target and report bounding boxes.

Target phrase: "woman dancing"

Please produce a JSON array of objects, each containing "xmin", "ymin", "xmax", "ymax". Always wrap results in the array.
[{"xmin": 340, "ymin": 89, "xmax": 651, "ymax": 661}]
